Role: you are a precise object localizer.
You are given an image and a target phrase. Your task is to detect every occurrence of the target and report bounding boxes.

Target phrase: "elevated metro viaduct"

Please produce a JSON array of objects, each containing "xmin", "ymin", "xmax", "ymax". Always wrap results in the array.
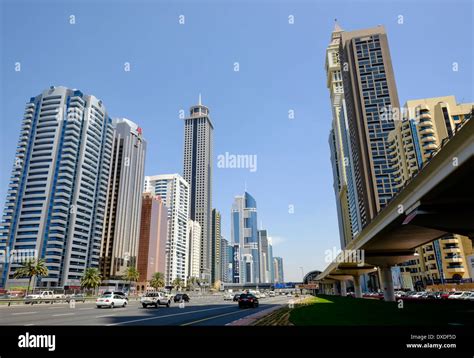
[{"xmin": 317, "ymin": 119, "xmax": 474, "ymax": 301}]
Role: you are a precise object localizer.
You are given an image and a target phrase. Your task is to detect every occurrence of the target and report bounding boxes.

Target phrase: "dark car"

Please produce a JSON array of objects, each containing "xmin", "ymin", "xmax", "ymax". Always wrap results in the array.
[
  {"xmin": 173, "ymin": 293, "xmax": 190, "ymax": 303},
  {"xmin": 66, "ymin": 293, "xmax": 86, "ymax": 303},
  {"xmin": 238, "ymin": 293, "xmax": 259, "ymax": 308},
  {"xmin": 233, "ymin": 294, "xmax": 240, "ymax": 302}
]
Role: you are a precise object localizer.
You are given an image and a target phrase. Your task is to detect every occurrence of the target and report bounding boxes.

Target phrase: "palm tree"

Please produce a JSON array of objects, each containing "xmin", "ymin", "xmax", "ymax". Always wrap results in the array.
[
  {"xmin": 123, "ymin": 267, "xmax": 140, "ymax": 295},
  {"xmin": 150, "ymin": 272, "xmax": 165, "ymax": 291},
  {"xmin": 80, "ymin": 268, "xmax": 102, "ymax": 295},
  {"xmin": 172, "ymin": 277, "xmax": 184, "ymax": 292},
  {"xmin": 13, "ymin": 259, "xmax": 48, "ymax": 295},
  {"xmin": 187, "ymin": 276, "xmax": 198, "ymax": 290}
]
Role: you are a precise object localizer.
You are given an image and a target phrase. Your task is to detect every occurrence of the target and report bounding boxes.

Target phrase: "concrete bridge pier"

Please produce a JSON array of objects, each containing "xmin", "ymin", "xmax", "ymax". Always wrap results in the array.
[{"xmin": 379, "ymin": 265, "xmax": 395, "ymax": 302}]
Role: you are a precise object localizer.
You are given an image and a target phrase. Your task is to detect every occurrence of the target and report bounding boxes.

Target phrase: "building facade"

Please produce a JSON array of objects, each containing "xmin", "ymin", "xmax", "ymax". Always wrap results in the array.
[
  {"xmin": 187, "ymin": 220, "xmax": 201, "ymax": 280},
  {"xmin": 387, "ymin": 96, "xmax": 474, "ymax": 286},
  {"xmin": 220, "ymin": 237, "xmax": 233, "ymax": 283},
  {"xmin": 326, "ymin": 22, "xmax": 362, "ymax": 249},
  {"xmin": 231, "ymin": 192, "xmax": 260, "ymax": 284},
  {"xmin": 144, "ymin": 174, "xmax": 190, "ymax": 286},
  {"xmin": 137, "ymin": 193, "xmax": 168, "ymax": 287},
  {"xmin": 0, "ymin": 86, "xmax": 114, "ymax": 289},
  {"xmin": 273, "ymin": 257, "xmax": 284, "ymax": 284},
  {"xmin": 258, "ymin": 229, "xmax": 273, "ymax": 283},
  {"xmin": 100, "ymin": 118, "xmax": 146, "ymax": 283},
  {"xmin": 211, "ymin": 208, "xmax": 221, "ymax": 284},
  {"xmin": 182, "ymin": 96, "xmax": 213, "ymax": 282},
  {"xmin": 340, "ymin": 25, "xmax": 400, "ymax": 227}
]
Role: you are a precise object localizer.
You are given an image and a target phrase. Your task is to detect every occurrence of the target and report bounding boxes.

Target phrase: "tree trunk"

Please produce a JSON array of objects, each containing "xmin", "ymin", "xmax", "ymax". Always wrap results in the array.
[{"xmin": 26, "ymin": 276, "xmax": 33, "ymax": 296}]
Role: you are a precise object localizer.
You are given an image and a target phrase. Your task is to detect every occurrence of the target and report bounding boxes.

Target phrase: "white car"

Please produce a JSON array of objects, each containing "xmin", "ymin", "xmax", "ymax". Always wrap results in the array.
[
  {"xmin": 268, "ymin": 291, "xmax": 275, "ymax": 297},
  {"xmin": 459, "ymin": 291, "xmax": 473, "ymax": 300},
  {"xmin": 465, "ymin": 292, "xmax": 474, "ymax": 301},
  {"xmin": 447, "ymin": 291, "xmax": 464, "ymax": 300},
  {"xmin": 96, "ymin": 293, "xmax": 127, "ymax": 308},
  {"xmin": 411, "ymin": 292, "xmax": 425, "ymax": 299}
]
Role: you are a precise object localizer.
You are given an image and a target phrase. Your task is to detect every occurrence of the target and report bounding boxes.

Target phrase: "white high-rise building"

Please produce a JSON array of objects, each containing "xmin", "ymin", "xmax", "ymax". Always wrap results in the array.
[
  {"xmin": 100, "ymin": 118, "xmax": 147, "ymax": 284},
  {"xmin": 0, "ymin": 86, "xmax": 114, "ymax": 288},
  {"xmin": 182, "ymin": 96, "xmax": 213, "ymax": 282},
  {"xmin": 145, "ymin": 174, "xmax": 190, "ymax": 286},
  {"xmin": 187, "ymin": 220, "xmax": 201, "ymax": 280}
]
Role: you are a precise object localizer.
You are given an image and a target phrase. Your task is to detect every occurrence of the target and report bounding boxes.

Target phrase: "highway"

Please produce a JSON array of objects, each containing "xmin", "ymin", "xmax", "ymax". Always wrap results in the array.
[{"xmin": 0, "ymin": 295, "xmax": 291, "ymax": 326}]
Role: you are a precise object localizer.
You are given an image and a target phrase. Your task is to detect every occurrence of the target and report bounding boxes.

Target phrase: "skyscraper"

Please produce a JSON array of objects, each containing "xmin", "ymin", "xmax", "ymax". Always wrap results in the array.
[
  {"xmin": 231, "ymin": 192, "xmax": 259, "ymax": 284},
  {"xmin": 187, "ymin": 220, "xmax": 202, "ymax": 280},
  {"xmin": 326, "ymin": 22, "xmax": 362, "ymax": 248},
  {"xmin": 267, "ymin": 237, "xmax": 275, "ymax": 283},
  {"xmin": 273, "ymin": 257, "xmax": 284, "ymax": 284},
  {"xmin": 340, "ymin": 25, "xmax": 400, "ymax": 227},
  {"xmin": 100, "ymin": 118, "xmax": 146, "ymax": 284},
  {"xmin": 144, "ymin": 174, "xmax": 190, "ymax": 286},
  {"xmin": 182, "ymin": 96, "xmax": 213, "ymax": 282},
  {"xmin": 220, "ymin": 237, "xmax": 233, "ymax": 283},
  {"xmin": 211, "ymin": 208, "xmax": 221, "ymax": 284},
  {"xmin": 0, "ymin": 86, "xmax": 114, "ymax": 289},
  {"xmin": 137, "ymin": 193, "xmax": 168, "ymax": 288},
  {"xmin": 258, "ymin": 229, "xmax": 270, "ymax": 283}
]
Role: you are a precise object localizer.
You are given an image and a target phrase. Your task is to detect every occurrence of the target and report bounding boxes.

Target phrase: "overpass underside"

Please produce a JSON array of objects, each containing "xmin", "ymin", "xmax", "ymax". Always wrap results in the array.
[{"xmin": 317, "ymin": 119, "xmax": 474, "ymax": 301}]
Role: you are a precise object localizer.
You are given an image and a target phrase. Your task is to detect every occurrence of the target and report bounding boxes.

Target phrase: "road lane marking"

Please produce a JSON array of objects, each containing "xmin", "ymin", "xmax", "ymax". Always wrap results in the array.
[
  {"xmin": 52, "ymin": 313, "xmax": 75, "ymax": 317},
  {"xmin": 24, "ymin": 324, "xmax": 35, "ymax": 326},
  {"xmin": 12, "ymin": 312, "xmax": 37, "ymax": 315},
  {"xmin": 107, "ymin": 306, "xmax": 236, "ymax": 326},
  {"xmin": 96, "ymin": 314, "xmax": 116, "ymax": 318},
  {"xmin": 181, "ymin": 309, "xmax": 246, "ymax": 326}
]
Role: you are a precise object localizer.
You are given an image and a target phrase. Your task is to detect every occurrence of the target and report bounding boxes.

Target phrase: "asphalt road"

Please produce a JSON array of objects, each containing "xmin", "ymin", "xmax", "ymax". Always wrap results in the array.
[{"xmin": 0, "ymin": 295, "xmax": 291, "ymax": 326}]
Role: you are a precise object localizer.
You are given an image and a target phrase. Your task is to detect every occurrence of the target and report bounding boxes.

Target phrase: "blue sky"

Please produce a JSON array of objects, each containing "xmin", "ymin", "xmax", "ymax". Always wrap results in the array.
[{"xmin": 0, "ymin": 0, "xmax": 472, "ymax": 281}]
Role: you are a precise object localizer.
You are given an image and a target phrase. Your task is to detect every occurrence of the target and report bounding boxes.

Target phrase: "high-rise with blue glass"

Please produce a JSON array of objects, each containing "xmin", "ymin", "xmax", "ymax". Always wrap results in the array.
[
  {"xmin": 0, "ymin": 86, "xmax": 114, "ymax": 289},
  {"xmin": 231, "ymin": 192, "xmax": 260, "ymax": 284}
]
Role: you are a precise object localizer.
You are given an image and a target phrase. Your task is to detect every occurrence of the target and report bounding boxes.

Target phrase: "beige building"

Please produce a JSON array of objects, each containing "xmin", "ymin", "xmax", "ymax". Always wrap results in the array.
[{"xmin": 388, "ymin": 96, "xmax": 473, "ymax": 286}]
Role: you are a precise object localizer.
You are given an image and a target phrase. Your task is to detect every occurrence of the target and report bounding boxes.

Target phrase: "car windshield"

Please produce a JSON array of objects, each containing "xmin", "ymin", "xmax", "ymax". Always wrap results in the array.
[{"xmin": 100, "ymin": 294, "xmax": 112, "ymax": 298}]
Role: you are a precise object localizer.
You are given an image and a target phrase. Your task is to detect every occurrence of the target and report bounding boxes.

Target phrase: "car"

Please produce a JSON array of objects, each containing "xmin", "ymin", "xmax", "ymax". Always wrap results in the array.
[
  {"xmin": 140, "ymin": 291, "xmax": 171, "ymax": 308},
  {"xmin": 465, "ymin": 292, "xmax": 474, "ymax": 301},
  {"xmin": 223, "ymin": 293, "xmax": 234, "ymax": 301},
  {"xmin": 448, "ymin": 291, "xmax": 465, "ymax": 299},
  {"xmin": 66, "ymin": 293, "xmax": 86, "ymax": 303},
  {"xmin": 440, "ymin": 292, "xmax": 451, "ymax": 299},
  {"xmin": 268, "ymin": 291, "xmax": 275, "ymax": 297},
  {"xmin": 96, "ymin": 293, "xmax": 127, "ymax": 308},
  {"xmin": 259, "ymin": 292, "xmax": 266, "ymax": 299},
  {"xmin": 425, "ymin": 292, "xmax": 442, "ymax": 300},
  {"xmin": 411, "ymin": 291, "xmax": 426, "ymax": 299},
  {"xmin": 233, "ymin": 293, "xmax": 240, "ymax": 302},
  {"xmin": 103, "ymin": 291, "xmax": 128, "ymax": 301},
  {"xmin": 459, "ymin": 291, "xmax": 472, "ymax": 300},
  {"xmin": 24, "ymin": 291, "xmax": 65, "ymax": 304},
  {"xmin": 238, "ymin": 293, "xmax": 259, "ymax": 308},
  {"xmin": 173, "ymin": 293, "xmax": 190, "ymax": 303}
]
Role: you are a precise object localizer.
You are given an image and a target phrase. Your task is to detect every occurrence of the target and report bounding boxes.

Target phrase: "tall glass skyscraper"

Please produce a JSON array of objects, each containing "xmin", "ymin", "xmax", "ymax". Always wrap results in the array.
[
  {"xmin": 100, "ymin": 118, "xmax": 147, "ymax": 284},
  {"xmin": 0, "ymin": 86, "xmax": 114, "ymax": 289},
  {"xmin": 231, "ymin": 192, "xmax": 259, "ymax": 284},
  {"xmin": 183, "ymin": 96, "xmax": 213, "ymax": 282}
]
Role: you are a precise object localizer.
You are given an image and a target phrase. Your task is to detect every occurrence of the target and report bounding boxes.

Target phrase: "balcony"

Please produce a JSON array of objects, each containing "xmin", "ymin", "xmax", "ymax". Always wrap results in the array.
[{"xmin": 446, "ymin": 267, "xmax": 465, "ymax": 273}]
